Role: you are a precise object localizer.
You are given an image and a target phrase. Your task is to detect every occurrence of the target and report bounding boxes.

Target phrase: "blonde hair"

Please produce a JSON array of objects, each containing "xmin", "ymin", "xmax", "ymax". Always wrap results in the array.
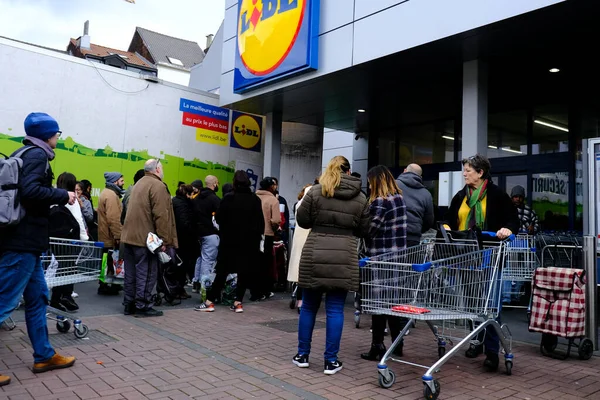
[
  {"xmin": 367, "ymin": 165, "xmax": 402, "ymax": 202},
  {"xmin": 319, "ymin": 156, "xmax": 351, "ymax": 198}
]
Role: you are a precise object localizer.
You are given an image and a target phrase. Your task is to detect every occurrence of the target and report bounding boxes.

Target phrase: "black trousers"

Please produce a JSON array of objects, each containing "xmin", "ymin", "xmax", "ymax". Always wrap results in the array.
[
  {"xmin": 51, "ymin": 284, "xmax": 74, "ymax": 303},
  {"xmin": 208, "ymin": 268, "xmax": 257, "ymax": 303},
  {"xmin": 371, "ymin": 314, "xmax": 408, "ymax": 345},
  {"xmin": 260, "ymin": 236, "xmax": 275, "ymax": 296},
  {"xmin": 123, "ymin": 244, "xmax": 158, "ymax": 310}
]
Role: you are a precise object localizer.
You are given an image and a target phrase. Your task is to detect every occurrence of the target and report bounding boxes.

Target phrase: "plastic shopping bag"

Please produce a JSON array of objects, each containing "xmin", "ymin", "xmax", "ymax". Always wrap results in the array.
[
  {"xmin": 260, "ymin": 234, "xmax": 265, "ymax": 253},
  {"xmin": 112, "ymin": 250, "xmax": 125, "ymax": 279},
  {"xmin": 44, "ymin": 253, "xmax": 58, "ymax": 280},
  {"xmin": 146, "ymin": 232, "xmax": 163, "ymax": 253}
]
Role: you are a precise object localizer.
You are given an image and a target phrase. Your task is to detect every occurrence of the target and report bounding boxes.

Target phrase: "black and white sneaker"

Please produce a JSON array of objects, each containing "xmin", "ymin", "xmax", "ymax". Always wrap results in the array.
[
  {"xmin": 292, "ymin": 354, "xmax": 309, "ymax": 368},
  {"xmin": 324, "ymin": 360, "xmax": 343, "ymax": 375}
]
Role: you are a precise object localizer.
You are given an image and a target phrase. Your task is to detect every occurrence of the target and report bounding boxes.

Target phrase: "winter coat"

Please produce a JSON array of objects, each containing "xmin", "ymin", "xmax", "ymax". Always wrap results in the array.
[
  {"xmin": 445, "ymin": 181, "xmax": 520, "ymax": 233},
  {"xmin": 172, "ymin": 194, "xmax": 199, "ymax": 253},
  {"xmin": 79, "ymin": 196, "xmax": 94, "ymax": 225},
  {"xmin": 287, "ymin": 186, "xmax": 312, "ymax": 283},
  {"xmin": 215, "ymin": 186, "xmax": 265, "ymax": 274},
  {"xmin": 97, "ymin": 187, "xmax": 123, "ymax": 248},
  {"xmin": 120, "ymin": 185, "xmax": 134, "ymax": 225},
  {"xmin": 0, "ymin": 144, "xmax": 69, "ymax": 254},
  {"xmin": 193, "ymin": 188, "xmax": 220, "ymax": 237},
  {"xmin": 256, "ymin": 190, "xmax": 281, "ymax": 236},
  {"xmin": 365, "ymin": 194, "xmax": 407, "ymax": 257},
  {"xmin": 297, "ymin": 174, "xmax": 370, "ymax": 292},
  {"xmin": 396, "ymin": 172, "xmax": 434, "ymax": 243},
  {"xmin": 121, "ymin": 173, "xmax": 179, "ymax": 248}
]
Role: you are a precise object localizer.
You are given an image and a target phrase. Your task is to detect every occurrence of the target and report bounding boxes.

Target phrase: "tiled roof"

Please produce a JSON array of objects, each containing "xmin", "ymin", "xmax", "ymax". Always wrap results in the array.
[
  {"xmin": 133, "ymin": 27, "xmax": 205, "ymax": 69},
  {"xmin": 69, "ymin": 38, "xmax": 155, "ymax": 69}
]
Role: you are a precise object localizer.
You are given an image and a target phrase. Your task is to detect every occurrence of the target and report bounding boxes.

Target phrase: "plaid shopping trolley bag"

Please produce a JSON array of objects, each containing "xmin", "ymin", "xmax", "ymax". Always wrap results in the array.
[{"xmin": 528, "ymin": 267, "xmax": 593, "ymax": 360}]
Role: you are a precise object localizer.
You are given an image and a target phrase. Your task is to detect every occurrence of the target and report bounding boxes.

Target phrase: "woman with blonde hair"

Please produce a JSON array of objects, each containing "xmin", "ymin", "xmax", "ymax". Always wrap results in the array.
[
  {"xmin": 293, "ymin": 156, "xmax": 370, "ymax": 375},
  {"xmin": 360, "ymin": 165, "xmax": 409, "ymax": 361}
]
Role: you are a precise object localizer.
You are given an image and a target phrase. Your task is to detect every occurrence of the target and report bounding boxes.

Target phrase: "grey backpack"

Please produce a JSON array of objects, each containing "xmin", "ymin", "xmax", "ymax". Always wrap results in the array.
[{"xmin": 0, "ymin": 146, "xmax": 48, "ymax": 227}]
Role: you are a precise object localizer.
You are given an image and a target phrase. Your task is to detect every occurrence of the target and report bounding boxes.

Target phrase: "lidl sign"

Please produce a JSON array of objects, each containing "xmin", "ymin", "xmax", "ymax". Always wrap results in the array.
[
  {"xmin": 234, "ymin": 0, "xmax": 320, "ymax": 93},
  {"xmin": 230, "ymin": 111, "xmax": 262, "ymax": 153}
]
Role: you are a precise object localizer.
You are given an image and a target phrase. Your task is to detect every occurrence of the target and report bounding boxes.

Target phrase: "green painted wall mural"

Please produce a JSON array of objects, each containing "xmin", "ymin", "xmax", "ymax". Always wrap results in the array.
[{"xmin": 0, "ymin": 130, "xmax": 235, "ymax": 202}]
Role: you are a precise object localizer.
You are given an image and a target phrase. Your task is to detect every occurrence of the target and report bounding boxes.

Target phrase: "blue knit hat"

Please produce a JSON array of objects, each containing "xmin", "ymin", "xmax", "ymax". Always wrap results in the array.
[
  {"xmin": 24, "ymin": 112, "xmax": 61, "ymax": 140},
  {"xmin": 104, "ymin": 172, "xmax": 123, "ymax": 184}
]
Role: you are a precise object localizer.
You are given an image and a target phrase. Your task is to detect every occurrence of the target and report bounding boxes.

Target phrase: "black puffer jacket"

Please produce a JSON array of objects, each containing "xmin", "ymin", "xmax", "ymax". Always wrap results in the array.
[
  {"xmin": 172, "ymin": 194, "xmax": 198, "ymax": 252},
  {"xmin": 0, "ymin": 144, "xmax": 69, "ymax": 254},
  {"xmin": 297, "ymin": 174, "xmax": 370, "ymax": 292}
]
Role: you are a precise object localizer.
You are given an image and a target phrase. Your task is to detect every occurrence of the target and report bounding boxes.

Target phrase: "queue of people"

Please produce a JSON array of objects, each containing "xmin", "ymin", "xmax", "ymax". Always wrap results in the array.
[{"xmin": 0, "ymin": 112, "xmax": 538, "ymax": 385}]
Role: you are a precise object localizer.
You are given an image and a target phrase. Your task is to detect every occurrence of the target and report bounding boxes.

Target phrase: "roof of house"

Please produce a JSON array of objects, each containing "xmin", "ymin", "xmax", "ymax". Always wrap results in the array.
[
  {"xmin": 69, "ymin": 38, "xmax": 155, "ymax": 69},
  {"xmin": 132, "ymin": 27, "xmax": 205, "ymax": 69}
]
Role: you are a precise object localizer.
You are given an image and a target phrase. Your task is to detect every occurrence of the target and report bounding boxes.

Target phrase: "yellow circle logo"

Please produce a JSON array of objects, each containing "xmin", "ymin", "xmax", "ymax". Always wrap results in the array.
[
  {"xmin": 238, "ymin": 0, "xmax": 306, "ymax": 76},
  {"xmin": 232, "ymin": 114, "xmax": 261, "ymax": 149}
]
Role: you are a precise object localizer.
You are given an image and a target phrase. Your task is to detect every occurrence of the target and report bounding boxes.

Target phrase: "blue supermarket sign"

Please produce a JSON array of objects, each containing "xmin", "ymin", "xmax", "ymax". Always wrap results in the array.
[{"xmin": 233, "ymin": 0, "xmax": 320, "ymax": 93}]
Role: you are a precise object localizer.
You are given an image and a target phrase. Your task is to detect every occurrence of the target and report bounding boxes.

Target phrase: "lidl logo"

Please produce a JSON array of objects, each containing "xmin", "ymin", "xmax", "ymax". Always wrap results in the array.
[
  {"xmin": 234, "ymin": 0, "xmax": 320, "ymax": 93},
  {"xmin": 230, "ymin": 111, "xmax": 262, "ymax": 152}
]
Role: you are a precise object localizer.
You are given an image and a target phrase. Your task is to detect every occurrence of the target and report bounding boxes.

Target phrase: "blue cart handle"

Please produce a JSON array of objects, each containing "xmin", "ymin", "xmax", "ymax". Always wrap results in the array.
[{"xmin": 481, "ymin": 231, "xmax": 515, "ymax": 241}]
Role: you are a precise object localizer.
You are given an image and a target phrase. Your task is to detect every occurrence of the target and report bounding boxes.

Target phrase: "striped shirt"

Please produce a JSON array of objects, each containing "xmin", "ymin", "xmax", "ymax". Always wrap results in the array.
[
  {"xmin": 366, "ymin": 194, "xmax": 407, "ymax": 257},
  {"xmin": 516, "ymin": 204, "xmax": 539, "ymax": 234}
]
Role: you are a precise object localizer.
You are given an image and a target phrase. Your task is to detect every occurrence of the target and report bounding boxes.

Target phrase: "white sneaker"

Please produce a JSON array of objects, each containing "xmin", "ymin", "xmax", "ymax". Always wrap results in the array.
[{"xmin": 71, "ymin": 292, "xmax": 79, "ymax": 298}]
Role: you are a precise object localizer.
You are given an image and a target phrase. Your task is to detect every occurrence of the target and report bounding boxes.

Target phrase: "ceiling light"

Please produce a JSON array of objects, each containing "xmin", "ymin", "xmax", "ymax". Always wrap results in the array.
[
  {"xmin": 549, "ymin": 68, "xmax": 560, "ymax": 73},
  {"xmin": 357, "ymin": 109, "xmax": 366, "ymax": 113},
  {"xmin": 488, "ymin": 145, "xmax": 497, "ymax": 149},
  {"xmin": 442, "ymin": 136, "xmax": 455, "ymax": 141},
  {"xmin": 501, "ymin": 147, "xmax": 522, "ymax": 154},
  {"xmin": 534, "ymin": 119, "xmax": 569, "ymax": 132}
]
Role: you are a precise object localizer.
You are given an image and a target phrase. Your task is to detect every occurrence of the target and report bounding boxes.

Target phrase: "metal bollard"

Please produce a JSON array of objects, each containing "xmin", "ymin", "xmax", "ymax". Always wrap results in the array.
[{"xmin": 583, "ymin": 236, "xmax": 598, "ymax": 350}]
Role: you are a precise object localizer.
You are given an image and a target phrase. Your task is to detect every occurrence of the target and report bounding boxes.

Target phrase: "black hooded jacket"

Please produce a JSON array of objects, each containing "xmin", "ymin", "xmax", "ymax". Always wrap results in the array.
[{"xmin": 193, "ymin": 188, "xmax": 221, "ymax": 237}]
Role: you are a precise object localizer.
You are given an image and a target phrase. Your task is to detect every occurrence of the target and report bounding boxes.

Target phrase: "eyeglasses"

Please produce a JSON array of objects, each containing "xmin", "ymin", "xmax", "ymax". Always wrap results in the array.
[{"xmin": 55, "ymin": 132, "xmax": 62, "ymax": 138}]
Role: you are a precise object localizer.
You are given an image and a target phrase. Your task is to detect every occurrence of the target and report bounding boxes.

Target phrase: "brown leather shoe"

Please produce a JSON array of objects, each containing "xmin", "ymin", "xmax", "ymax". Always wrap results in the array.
[
  {"xmin": 32, "ymin": 353, "xmax": 76, "ymax": 373},
  {"xmin": 0, "ymin": 374, "xmax": 10, "ymax": 386}
]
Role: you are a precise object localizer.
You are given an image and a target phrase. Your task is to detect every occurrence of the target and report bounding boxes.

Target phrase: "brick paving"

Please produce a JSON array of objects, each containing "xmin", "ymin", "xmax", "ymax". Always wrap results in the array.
[{"xmin": 2, "ymin": 299, "xmax": 600, "ymax": 400}]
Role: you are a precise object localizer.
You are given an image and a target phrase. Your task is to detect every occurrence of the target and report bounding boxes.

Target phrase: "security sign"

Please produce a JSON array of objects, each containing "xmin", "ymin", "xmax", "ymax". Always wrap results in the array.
[
  {"xmin": 230, "ymin": 111, "xmax": 262, "ymax": 152},
  {"xmin": 234, "ymin": 0, "xmax": 320, "ymax": 93}
]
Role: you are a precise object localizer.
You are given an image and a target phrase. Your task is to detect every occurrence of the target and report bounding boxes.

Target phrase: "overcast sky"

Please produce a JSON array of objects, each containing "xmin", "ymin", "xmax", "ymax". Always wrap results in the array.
[{"xmin": 0, "ymin": 0, "xmax": 225, "ymax": 51}]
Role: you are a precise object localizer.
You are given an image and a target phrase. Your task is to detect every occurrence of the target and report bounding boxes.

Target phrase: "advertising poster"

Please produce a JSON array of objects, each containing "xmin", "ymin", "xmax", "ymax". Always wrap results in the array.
[
  {"xmin": 230, "ymin": 111, "xmax": 262, "ymax": 153},
  {"xmin": 180, "ymin": 98, "xmax": 230, "ymax": 146},
  {"xmin": 235, "ymin": 160, "xmax": 263, "ymax": 192}
]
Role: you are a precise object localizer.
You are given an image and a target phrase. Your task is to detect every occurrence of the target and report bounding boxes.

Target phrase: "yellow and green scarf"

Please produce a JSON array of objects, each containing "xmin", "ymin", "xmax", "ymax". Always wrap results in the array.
[{"xmin": 465, "ymin": 180, "xmax": 488, "ymax": 230}]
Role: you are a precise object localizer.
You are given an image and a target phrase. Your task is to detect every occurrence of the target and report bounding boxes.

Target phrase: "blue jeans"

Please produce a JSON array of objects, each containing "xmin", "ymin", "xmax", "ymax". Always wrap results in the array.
[
  {"xmin": 298, "ymin": 289, "xmax": 347, "ymax": 362},
  {"xmin": 502, "ymin": 280, "xmax": 524, "ymax": 303},
  {"xmin": 194, "ymin": 235, "xmax": 220, "ymax": 283},
  {"xmin": 0, "ymin": 252, "xmax": 55, "ymax": 362}
]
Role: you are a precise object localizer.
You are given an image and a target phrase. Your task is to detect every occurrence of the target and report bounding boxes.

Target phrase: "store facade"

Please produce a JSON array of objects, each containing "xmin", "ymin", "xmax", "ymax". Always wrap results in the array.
[{"xmin": 218, "ymin": 0, "xmax": 598, "ymax": 231}]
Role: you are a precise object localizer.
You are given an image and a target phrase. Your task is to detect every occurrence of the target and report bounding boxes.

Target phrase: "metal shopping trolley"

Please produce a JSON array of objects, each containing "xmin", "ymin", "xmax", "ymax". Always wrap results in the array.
[
  {"xmin": 360, "ymin": 233, "xmax": 513, "ymax": 399},
  {"xmin": 502, "ymin": 234, "xmax": 538, "ymax": 307},
  {"xmin": 43, "ymin": 238, "xmax": 104, "ymax": 338}
]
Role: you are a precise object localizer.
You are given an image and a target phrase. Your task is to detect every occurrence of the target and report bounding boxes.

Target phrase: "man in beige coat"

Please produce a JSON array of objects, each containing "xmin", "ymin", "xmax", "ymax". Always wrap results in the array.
[
  {"xmin": 255, "ymin": 177, "xmax": 281, "ymax": 300},
  {"xmin": 97, "ymin": 171, "xmax": 125, "ymax": 295},
  {"xmin": 121, "ymin": 159, "xmax": 178, "ymax": 317}
]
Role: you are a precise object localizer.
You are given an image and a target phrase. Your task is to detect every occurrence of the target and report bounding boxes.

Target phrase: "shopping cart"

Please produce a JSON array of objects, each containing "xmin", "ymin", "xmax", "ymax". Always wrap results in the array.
[
  {"xmin": 502, "ymin": 234, "xmax": 538, "ymax": 307},
  {"xmin": 360, "ymin": 232, "xmax": 513, "ymax": 399},
  {"xmin": 43, "ymin": 238, "xmax": 104, "ymax": 338}
]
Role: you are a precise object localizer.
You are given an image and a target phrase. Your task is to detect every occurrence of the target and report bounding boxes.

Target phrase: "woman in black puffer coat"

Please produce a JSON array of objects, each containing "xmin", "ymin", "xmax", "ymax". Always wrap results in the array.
[{"xmin": 172, "ymin": 184, "xmax": 199, "ymax": 298}]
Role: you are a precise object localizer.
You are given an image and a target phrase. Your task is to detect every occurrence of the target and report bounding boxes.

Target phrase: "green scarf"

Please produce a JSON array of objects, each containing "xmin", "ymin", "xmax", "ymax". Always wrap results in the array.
[{"xmin": 465, "ymin": 180, "xmax": 488, "ymax": 230}]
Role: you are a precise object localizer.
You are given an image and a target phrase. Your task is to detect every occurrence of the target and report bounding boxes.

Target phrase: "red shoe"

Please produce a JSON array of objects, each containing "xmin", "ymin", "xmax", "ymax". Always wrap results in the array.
[{"xmin": 230, "ymin": 303, "xmax": 244, "ymax": 313}]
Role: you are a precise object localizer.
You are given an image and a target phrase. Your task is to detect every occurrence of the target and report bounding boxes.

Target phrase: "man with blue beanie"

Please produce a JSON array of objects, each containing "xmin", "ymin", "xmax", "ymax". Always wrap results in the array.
[{"xmin": 0, "ymin": 113, "xmax": 77, "ymax": 386}]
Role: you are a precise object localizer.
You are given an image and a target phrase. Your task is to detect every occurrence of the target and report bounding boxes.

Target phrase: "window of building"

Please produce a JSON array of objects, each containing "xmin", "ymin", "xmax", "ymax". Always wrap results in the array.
[
  {"xmin": 488, "ymin": 110, "xmax": 527, "ymax": 158},
  {"xmin": 167, "ymin": 56, "xmax": 184, "ymax": 66},
  {"xmin": 397, "ymin": 120, "xmax": 456, "ymax": 167},
  {"xmin": 532, "ymin": 105, "xmax": 569, "ymax": 154},
  {"xmin": 531, "ymin": 171, "xmax": 569, "ymax": 231}
]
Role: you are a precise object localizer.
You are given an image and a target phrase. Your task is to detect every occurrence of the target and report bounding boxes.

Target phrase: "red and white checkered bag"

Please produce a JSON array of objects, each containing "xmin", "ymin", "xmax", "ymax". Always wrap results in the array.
[{"xmin": 529, "ymin": 267, "xmax": 586, "ymax": 338}]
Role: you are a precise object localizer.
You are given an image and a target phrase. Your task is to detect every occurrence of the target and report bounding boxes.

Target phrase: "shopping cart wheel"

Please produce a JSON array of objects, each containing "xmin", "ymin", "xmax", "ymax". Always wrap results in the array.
[
  {"xmin": 354, "ymin": 311, "xmax": 360, "ymax": 329},
  {"xmin": 578, "ymin": 338, "xmax": 594, "ymax": 360},
  {"xmin": 541, "ymin": 333, "xmax": 557, "ymax": 354},
  {"xmin": 505, "ymin": 360, "xmax": 513, "ymax": 376},
  {"xmin": 378, "ymin": 368, "xmax": 395, "ymax": 389},
  {"xmin": 56, "ymin": 320, "xmax": 71, "ymax": 333},
  {"xmin": 423, "ymin": 379, "xmax": 440, "ymax": 400},
  {"xmin": 74, "ymin": 324, "xmax": 89, "ymax": 339}
]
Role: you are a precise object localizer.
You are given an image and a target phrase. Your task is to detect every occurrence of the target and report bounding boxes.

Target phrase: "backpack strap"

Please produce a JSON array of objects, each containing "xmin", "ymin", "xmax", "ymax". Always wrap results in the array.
[{"xmin": 13, "ymin": 146, "xmax": 50, "ymax": 174}]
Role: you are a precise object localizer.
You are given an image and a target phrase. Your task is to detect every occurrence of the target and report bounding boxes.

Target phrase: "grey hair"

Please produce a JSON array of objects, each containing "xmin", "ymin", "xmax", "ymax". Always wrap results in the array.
[{"xmin": 144, "ymin": 159, "xmax": 160, "ymax": 173}]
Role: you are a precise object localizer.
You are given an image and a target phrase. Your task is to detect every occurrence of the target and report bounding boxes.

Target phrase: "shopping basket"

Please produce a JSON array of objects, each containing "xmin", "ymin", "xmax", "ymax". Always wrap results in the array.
[
  {"xmin": 359, "ymin": 232, "xmax": 513, "ymax": 399},
  {"xmin": 42, "ymin": 238, "xmax": 104, "ymax": 338}
]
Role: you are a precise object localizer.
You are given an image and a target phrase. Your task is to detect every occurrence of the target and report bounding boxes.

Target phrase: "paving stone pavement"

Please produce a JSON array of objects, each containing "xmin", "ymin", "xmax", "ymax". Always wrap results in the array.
[{"xmin": 2, "ymin": 298, "xmax": 600, "ymax": 400}]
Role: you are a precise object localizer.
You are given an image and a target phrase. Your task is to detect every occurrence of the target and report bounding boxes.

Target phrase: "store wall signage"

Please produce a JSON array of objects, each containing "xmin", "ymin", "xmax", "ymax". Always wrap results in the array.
[
  {"xmin": 230, "ymin": 111, "xmax": 262, "ymax": 153},
  {"xmin": 233, "ymin": 0, "xmax": 320, "ymax": 93},
  {"xmin": 180, "ymin": 98, "xmax": 230, "ymax": 146}
]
